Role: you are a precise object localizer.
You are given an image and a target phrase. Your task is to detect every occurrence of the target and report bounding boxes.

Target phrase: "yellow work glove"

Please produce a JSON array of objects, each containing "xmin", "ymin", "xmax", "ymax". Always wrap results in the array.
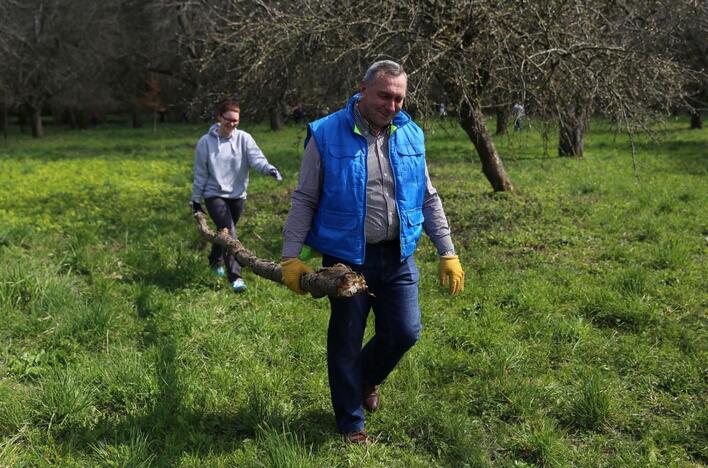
[
  {"xmin": 280, "ymin": 258, "xmax": 313, "ymax": 295},
  {"xmin": 439, "ymin": 255, "xmax": 465, "ymax": 296}
]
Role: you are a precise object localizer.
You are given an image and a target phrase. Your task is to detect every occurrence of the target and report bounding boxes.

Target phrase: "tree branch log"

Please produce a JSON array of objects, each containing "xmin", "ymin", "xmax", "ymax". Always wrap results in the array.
[{"xmin": 193, "ymin": 212, "xmax": 367, "ymax": 298}]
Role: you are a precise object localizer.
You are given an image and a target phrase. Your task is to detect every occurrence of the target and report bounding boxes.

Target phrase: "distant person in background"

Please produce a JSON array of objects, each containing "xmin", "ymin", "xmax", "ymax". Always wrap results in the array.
[
  {"xmin": 292, "ymin": 102, "xmax": 305, "ymax": 123},
  {"xmin": 190, "ymin": 97, "xmax": 283, "ymax": 293},
  {"xmin": 512, "ymin": 103, "xmax": 525, "ymax": 131},
  {"xmin": 436, "ymin": 102, "xmax": 447, "ymax": 117}
]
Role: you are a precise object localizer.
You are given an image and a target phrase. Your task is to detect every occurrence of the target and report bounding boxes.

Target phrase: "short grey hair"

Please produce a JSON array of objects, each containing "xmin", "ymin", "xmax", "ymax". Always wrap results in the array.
[{"xmin": 362, "ymin": 60, "xmax": 406, "ymax": 85}]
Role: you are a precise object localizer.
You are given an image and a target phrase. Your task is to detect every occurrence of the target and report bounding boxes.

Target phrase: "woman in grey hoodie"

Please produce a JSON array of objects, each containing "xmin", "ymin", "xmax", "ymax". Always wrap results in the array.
[{"xmin": 190, "ymin": 97, "xmax": 282, "ymax": 293}]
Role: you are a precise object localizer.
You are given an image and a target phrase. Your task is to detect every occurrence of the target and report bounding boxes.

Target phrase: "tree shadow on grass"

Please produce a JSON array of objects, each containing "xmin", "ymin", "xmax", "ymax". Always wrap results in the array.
[
  {"xmin": 129, "ymin": 258, "xmax": 203, "ymax": 293},
  {"xmin": 56, "ymin": 317, "xmax": 335, "ymax": 464},
  {"xmin": 589, "ymin": 139, "xmax": 708, "ymax": 175},
  {"xmin": 649, "ymin": 140, "xmax": 708, "ymax": 175}
]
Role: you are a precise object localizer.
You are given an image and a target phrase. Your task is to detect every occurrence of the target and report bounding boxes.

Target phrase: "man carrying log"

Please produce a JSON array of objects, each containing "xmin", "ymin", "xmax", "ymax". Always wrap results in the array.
[{"xmin": 280, "ymin": 60, "xmax": 465, "ymax": 444}]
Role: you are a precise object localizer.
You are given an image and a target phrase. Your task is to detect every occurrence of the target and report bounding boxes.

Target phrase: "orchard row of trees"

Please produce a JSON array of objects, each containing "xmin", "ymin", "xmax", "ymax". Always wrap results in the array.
[{"xmin": 1, "ymin": 0, "xmax": 706, "ymax": 190}]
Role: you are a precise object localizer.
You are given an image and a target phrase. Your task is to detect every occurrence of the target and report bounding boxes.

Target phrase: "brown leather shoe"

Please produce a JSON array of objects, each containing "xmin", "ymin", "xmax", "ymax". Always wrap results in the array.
[
  {"xmin": 363, "ymin": 384, "xmax": 380, "ymax": 412},
  {"xmin": 342, "ymin": 430, "xmax": 369, "ymax": 444}
]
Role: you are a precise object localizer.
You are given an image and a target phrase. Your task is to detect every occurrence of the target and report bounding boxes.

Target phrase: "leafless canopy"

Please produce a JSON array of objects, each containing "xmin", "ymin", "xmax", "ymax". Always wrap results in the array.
[
  {"xmin": 196, "ymin": 1, "xmax": 694, "ymax": 119},
  {"xmin": 184, "ymin": 0, "xmax": 700, "ymax": 187},
  {"xmin": 1, "ymin": 1, "xmax": 702, "ymax": 183}
]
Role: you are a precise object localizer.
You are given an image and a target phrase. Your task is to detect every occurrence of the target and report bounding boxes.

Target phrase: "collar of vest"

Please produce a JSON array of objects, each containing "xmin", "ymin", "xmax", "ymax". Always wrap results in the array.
[{"xmin": 345, "ymin": 93, "xmax": 412, "ymax": 135}]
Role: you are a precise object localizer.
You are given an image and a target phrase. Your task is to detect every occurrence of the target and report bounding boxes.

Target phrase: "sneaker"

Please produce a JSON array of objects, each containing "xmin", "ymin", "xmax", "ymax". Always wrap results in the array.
[
  {"xmin": 211, "ymin": 265, "xmax": 226, "ymax": 277},
  {"xmin": 231, "ymin": 278, "xmax": 247, "ymax": 293}
]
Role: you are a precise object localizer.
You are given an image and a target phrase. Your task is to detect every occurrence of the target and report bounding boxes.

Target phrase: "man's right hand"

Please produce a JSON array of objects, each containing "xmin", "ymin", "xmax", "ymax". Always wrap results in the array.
[{"xmin": 280, "ymin": 258, "xmax": 313, "ymax": 295}]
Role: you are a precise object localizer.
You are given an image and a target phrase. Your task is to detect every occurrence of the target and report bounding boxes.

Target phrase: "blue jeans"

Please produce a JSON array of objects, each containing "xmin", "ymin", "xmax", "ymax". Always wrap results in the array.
[{"xmin": 323, "ymin": 242, "xmax": 422, "ymax": 433}]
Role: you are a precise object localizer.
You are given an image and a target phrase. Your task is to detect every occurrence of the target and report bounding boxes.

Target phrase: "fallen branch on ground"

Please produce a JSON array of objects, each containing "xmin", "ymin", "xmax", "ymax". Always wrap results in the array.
[{"xmin": 193, "ymin": 211, "xmax": 367, "ymax": 298}]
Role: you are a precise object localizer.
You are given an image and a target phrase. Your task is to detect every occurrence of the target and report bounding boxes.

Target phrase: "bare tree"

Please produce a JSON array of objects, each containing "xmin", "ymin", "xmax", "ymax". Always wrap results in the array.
[
  {"xmin": 144, "ymin": 0, "xmax": 225, "ymax": 123},
  {"xmin": 0, "ymin": 0, "xmax": 124, "ymax": 137},
  {"xmin": 104, "ymin": 0, "xmax": 189, "ymax": 128},
  {"xmin": 191, "ymin": 0, "xmax": 693, "ymax": 190},
  {"xmin": 185, "ymin": 1, "xmax": 352, "ymax": 129},
  {"xmin": 193, "ymin": 1, "xmax": 517, "ymax": 189},
  {"xmin": 521, "ymin": 2, "xmax": 697, "ymax": 157},
  {"xmin": 0, "ymin": 1, "xmax": 20, "ymax": 137},
  {"xmin": 667, "ymin": 1, "xmax": 707, "ymax": 129},
  {"xmin": 0, "ymin": 0, "xmax": 696, "ymax": 158}
]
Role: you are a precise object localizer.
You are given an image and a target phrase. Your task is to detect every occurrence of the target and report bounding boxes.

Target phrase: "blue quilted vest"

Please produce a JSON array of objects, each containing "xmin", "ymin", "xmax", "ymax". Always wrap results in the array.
[{"xmin": 304, "ymin": 94, "xmax": 427, "ymax": 265}]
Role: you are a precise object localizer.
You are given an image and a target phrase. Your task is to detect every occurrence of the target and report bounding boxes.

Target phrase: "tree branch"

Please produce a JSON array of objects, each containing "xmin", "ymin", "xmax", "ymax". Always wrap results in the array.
[{"xmin": 193, "ymin": 212, "xmax": 367, "ymax": 299}]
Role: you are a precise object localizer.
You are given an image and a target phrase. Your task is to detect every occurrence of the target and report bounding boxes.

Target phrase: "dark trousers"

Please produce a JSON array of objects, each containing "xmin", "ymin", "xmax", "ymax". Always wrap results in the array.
[
  {"xmin": 323, "ymin": 242, "xmax": 422, "ymax": 433},
  {"xmin": 205, "ymin": 197, "xmax": 245, "ymax": 282}
]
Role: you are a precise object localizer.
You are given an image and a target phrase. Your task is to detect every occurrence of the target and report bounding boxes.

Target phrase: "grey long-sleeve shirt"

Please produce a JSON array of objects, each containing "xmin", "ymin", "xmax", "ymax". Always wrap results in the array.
[
  {"xmin": 191, "ymin": 124, "xmax": 275, "ymax": 202},
  {"xmin": 282, "ymin": 118, "xmax": 455, "ymax": 258}
]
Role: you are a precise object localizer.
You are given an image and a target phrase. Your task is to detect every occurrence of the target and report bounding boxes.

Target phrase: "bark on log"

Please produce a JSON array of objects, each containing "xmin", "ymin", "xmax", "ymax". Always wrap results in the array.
[{"xmin": 193, "ymin": 212, "xmax": 367, "ymax": 298}]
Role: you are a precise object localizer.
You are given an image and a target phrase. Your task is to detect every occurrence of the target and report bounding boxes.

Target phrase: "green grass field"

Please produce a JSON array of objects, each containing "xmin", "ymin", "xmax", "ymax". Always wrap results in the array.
[{"xmin": 0, "ymin": 116, "xmax": 705, "ymax": 466}]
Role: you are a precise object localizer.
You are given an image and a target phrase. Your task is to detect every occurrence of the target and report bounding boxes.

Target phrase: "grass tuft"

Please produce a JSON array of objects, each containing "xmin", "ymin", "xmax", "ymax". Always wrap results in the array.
[
  {"xmin": 649, "ymin": 238, "xmax": 691, "ymax": 270},
  {"xmin": 32, "ymin": 367, "xmax": 96, "ymax": 432},
  {"xmin": 567, "ymin": 372, "xmax": 612, "ymax": 431},
  {"xmin": 579, "ymin": 289, "xmax": 658, "ymax": 331},
  {"xmin": 256, "ymin": 425, "xmax": 315, "ymax": 468},
  {"xmin": 91, "ymin": 429, "xmax": 155, "ymax": 467}
]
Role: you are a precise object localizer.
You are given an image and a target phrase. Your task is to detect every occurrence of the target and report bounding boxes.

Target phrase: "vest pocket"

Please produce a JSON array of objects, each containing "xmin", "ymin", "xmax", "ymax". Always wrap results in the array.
[
  {"xmin": 314, "ymin": 209, "xmax": 360, "ymax": 254},
  {"xmin": 319, "ymin": 209, "xmax": 358, "ymax": 230},
  {"xmin": 400, "ymin": 207, "xmax": 424, "ymax": 256},
  {"xmin": 402, "ymin": 207, "xmax": 424, "ymax": 226},
  {"xmin": 329, "ymin": 144, "xmax": 364, "ymax": 159},
  {"xmin": 396, "ymin": 143, "xmax": 425, "ymax": 157}
]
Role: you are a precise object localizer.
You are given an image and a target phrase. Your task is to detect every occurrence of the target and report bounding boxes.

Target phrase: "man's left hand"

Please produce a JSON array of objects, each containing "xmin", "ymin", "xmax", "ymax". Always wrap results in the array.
[{"xmin": 439, "ymin": 255, "xmax": 465, "ymax": 296}]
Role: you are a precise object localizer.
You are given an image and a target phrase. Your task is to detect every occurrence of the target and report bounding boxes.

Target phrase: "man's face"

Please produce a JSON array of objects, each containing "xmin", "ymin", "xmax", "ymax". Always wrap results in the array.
[
  {"xmin": 358, "ymin": 73, "xmax": 407, "ymax": 132},
  {"xmin": 218, "ymin": 109, "xmax": 240, "ymax": 136}
]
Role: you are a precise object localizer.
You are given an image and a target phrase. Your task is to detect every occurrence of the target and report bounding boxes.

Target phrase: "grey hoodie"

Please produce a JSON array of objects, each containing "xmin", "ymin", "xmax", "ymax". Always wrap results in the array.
[{"xmin": 191, "ymin": 123, "xmax": 275, "ymax": 202}]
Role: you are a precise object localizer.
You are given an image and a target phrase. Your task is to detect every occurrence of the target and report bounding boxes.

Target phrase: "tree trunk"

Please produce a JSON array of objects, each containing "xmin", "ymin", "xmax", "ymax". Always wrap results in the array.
[
  {"xmin": 52, "ymin": 105, "xmax": 66, "ymax": 126},
  {"xmin": 131, "ymin": 108, "xmax": 143, "ymax": 128},
  {"xmin": 18, "ymin": 107, "xmax": 28, "ymax": 133},
  {"xmin": 193, "ymin": 212, "xmax": 367, "ymax": 298},
  {"xmin": 76, "ymin": 109, "xmax": 89, "ymax": 129},
  {"xmin": 30, "ymin": 106, "xmax": 44, "ymax": 138},
  {"xmin": 690, "ymin": 110, "xmax": 702, "ymax": 129},
  {"xmin": 558, "ymin": 120, "xmax": 586, "ymax": 157},
  {"xmin": 458, "ymin": 102, "xmax": 515, "ymax": 192},
  {"xmin": 496, "ymin": 106, "xmax": 510, "ymax": 135},
  {"xmin": 65, "ymin": 108, "xmax": 76, "ymax": 129},
  {"xmin": 559, "ymin": 105, "xmax": 588, "ymax": 157},
  {"xmin": 0, "ymin": 99, "xmax": 6, "ymax": 138},
  {"xmin": 270, "ymin": 104, "xmax": 284, "ymax": 131}
]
